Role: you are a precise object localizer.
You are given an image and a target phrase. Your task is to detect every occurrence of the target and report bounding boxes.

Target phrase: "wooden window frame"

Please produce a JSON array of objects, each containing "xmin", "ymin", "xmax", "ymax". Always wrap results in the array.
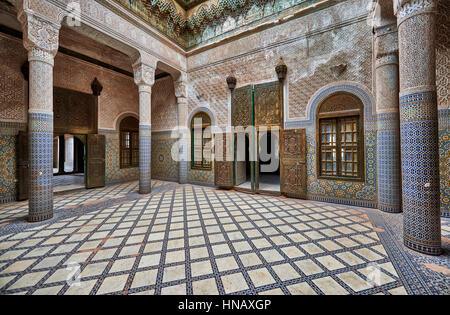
[
  {"xmin": 191, "ymin": 112, "xmax": 212, "ymax": 171},
  {"xmin": 120, "ymin": 117, "xmax": 139, "ymax": 169},
  {"xmin": 316, "ymin": 95, "xmax": 364, "ymax": 182}
]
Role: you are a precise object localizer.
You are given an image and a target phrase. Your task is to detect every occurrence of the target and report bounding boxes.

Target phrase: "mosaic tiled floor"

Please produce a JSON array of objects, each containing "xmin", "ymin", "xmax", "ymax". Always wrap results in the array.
[{"xmin": 0, "ymin": 181, "xmax": 448, "ymax": 295}]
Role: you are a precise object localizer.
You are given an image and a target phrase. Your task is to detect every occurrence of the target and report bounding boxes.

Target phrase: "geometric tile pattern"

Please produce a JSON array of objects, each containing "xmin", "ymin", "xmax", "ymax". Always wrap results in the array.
[
  {"xmin": 187, "ymin": 168, "xmax": 214, "ymax": 186},
  {"xmin": 370, "ymin": 209, "xmax": 450, "ymax": 295},
  {"xmin": 151, "ymin": 131, "xmax": 179, "ymax": 182},
  {"xmin": 139, "ymin": 125, "xmax": 152, "ymax": 194},
  {"xmin": 4, "ymin": 180, "xmax": 443, "ymax": 295},
  {"xmin": 0, "ymin": 135, "xmax": 17, "ymax": 204},
  {"xmin": 28, "ymin": 112, "xmax": 54, "ymax": 222},
  {"xmin": 104, "ymin": 132, "xmax": 139, "ymax": 185},
  {"xmin": 0, "ymin": 181, "xmax": 143, "ymax": 226},
  {"xmin": 400, "ymin": 92, "xmax": 442, "ymax": 255},
  {"xmin": 377, "ymin": 113, "xmax": 401, "ymax": 213},
  {"xmin": 285, "ymin": 84, "xmax": 378, "ymax": 208},
  {"xmin": 0, "ymin": 121, "xmax": 27, "ymax": 204},
  {"xmin": 438, "ymin": 109, "xmax": 449, "ymax": 218},
  {"xmin": 306, "ymin": 131, "xmax": 377, "ymax": 208}
]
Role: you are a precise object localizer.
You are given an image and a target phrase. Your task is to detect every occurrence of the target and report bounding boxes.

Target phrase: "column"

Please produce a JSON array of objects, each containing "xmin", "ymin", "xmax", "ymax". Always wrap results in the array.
[
  {"xmin": 174, "ymin": 75, "xmax": 189, "ymax": 184},
  {"xmin": 133, "ymin": 62, "xmax": 155, "ymax": 194},
  {"xmin": 375, "ymin": 23, "xmax": 402, "ymax": 213},
  {"xmin": 396, "ymin": 0, "xmax": 441, "ymax": 255},
  {"xmin": 19, "ymin": 12, "xmax": 60, "ymax": 222}
]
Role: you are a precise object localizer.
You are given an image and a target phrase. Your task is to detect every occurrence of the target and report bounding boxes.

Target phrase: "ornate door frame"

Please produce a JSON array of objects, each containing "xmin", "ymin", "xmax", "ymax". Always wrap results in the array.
[{"xmin": 228, "ymin": 81, "xmax": 284, "ymax": 195}]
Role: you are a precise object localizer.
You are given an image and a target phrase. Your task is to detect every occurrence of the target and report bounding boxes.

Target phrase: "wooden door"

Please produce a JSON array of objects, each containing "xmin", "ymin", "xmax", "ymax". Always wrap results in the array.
[
  {"xmin": 231, "ymin": 85, "xmax": 252, "ymax": 128},
  {"xmin": 16, "ymin": 131, "xmax": 29, "ymax": 201},
  {"xmin": 231, "ymin": 85, "xmax": 253, "ymax": 189},
  {"xmin": 53, "ymin": 137, "xmax": 58, "ymax": 169},
  {"xmin": 86, "ymin": 134, "xmax": 105, "ymax": 189},
  {"xmin": 254, "ymin": 81, "xmax": 281, "ymax": 127},
  {"xmin": 280, "ymin": 129, "xmax": 307, "ymax": 199},
  {"xmin": 214, "ymin": 132, "xmax": 233, "ymax": 189}
]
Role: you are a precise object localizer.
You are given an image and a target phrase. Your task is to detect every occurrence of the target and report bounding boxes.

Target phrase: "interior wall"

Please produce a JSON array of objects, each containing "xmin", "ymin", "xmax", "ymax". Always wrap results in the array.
[
  {"xmin": 0, "ymin": 33, "xmax": 27, "ymax": 203},
  {"xmin": 185, "ymin": 0, "xmax": 377, "ymax": 203},
  {"xmin": 55, "ymin": 40, "xmax": 141, "ymax": 185},
  {"xmin": 0, "ymin": 0, "xmax": 447, "ymax": 208},
  {"xmin": 151, "ymin": 76, "xmax": 179, "ymax": 182},
  {"xmin": 0, "ymin": 29, "xmax": 142, "ymax": 190},
  {"xmin": 436, "ymin": 0, "xmax": 449, "ymax": 216}
]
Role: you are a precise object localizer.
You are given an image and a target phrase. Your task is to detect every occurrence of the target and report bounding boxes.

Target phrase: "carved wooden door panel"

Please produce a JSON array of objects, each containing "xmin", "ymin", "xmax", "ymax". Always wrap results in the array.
[
  {"xmin": 254, "ymin": 81, "xmax": 281, "ymax": 127},
  {"xmin": 86, "ymin": 134, "xmax": 105, "ymax": 189},
  {"xmin": 16, "ymin": 131, "xmax": 29, "ymax": 201},
  {"xmin": 231, "ymin": 85, "xmax": 252, "ymax": 128},
  {"xmin": 281, "ymin": 129, "xmax": 307, "ymax": 199},
  {"xmin": 214, "ymin": 132, "xmax": 234, "ymax": 189}
]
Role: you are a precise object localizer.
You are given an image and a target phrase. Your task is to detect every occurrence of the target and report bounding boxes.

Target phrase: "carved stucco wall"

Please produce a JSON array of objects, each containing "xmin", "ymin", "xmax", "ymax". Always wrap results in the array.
[
  {"xmin": 0, "ymin": 0, "xmax": 447, "ymax": 208},
  {"xmin": 185, "ymin": 0, "xmax": 376, "ymax": 199},
  {"xmin": 0, "ymin": 34, "xmax": 28, "ymax": 123},
  {"xmin": 0, "ymin": 31, "xmax": 142, "ymax": 189},
  {"xmin": 436, "ymin": 0, "xmax": 449, "ymax": 111},
  {"xmin": 25, "ymin": 0, "xmax": 186, "ymax": 71},
  {"xmin": 0, "ymin": 34, "xmax": 27, "ymax": 202},
  {"xmin": 151, "ymin": 76, "xmax": 179, "ymax": 182},
  {"xmin": 151, "ymin": 76, "xmax": 178, "ymax": 131},
  {"xmin": 53, "ymin": 55, "xmax": 139, "ymax": 130},
  {"xmin": 103, "ymin": 74, "xmax": 180, "ymax": 184},
  {"xmin": 436, "ymin": 0, "xmax": 449, "ymax": 216},
  {"xmin": 186, "ymin": 0, "xmax": 374, "ymax": 126}
]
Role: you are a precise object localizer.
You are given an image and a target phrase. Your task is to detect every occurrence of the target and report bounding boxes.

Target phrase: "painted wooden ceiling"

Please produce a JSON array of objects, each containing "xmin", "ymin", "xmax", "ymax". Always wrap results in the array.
[{"xmin": 118, "ymin": 0, "xmax": 321, "ymax": 49}]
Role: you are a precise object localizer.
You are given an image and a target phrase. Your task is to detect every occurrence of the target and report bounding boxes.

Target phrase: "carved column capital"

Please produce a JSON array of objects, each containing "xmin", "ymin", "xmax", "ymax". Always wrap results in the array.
[
  {"xmin": 174, "ymin": 74, "xmax": 188, "ymax": 99},
  {"xmin": 395, "ymin": 0, "xmax": 436, "ymax": 25},
  {"xmin": 18, "ymin": 11, "xmax": 60, "ymax": 65},
  {"xmin": 133, "ymin": 62, "xmax": 155, "ymax": 89}
]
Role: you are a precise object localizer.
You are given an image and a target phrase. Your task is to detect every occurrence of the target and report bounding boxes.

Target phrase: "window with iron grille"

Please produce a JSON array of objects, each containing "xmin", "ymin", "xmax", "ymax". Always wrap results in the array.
[{"xmin": 191, "ymin": 111, "xmax": 212, "ymax": 170}]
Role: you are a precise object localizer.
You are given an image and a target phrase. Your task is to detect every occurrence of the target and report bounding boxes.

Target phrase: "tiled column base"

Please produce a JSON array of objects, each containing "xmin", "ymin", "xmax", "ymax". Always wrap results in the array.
[
  {"xmin": 179, "ymin": 137, "xmax": 188, "ymax": 184},
  {"xmin": 377, "ymin": 113, "xmax": 401, "ymax": 213},
  {"xmin": 139, "ymin": 125, "xmax": 151, "ymax": 194},
  {"xmin": 400, "ymin": 92, "xmax": 441, "ymax": 255},
  {"xmin": 28, "ymin": 112, "xmax": 54, "ymax": 222},
  {"xmin": 397, "ymin": 0, "xmax": 441, "ymax": 255}
]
